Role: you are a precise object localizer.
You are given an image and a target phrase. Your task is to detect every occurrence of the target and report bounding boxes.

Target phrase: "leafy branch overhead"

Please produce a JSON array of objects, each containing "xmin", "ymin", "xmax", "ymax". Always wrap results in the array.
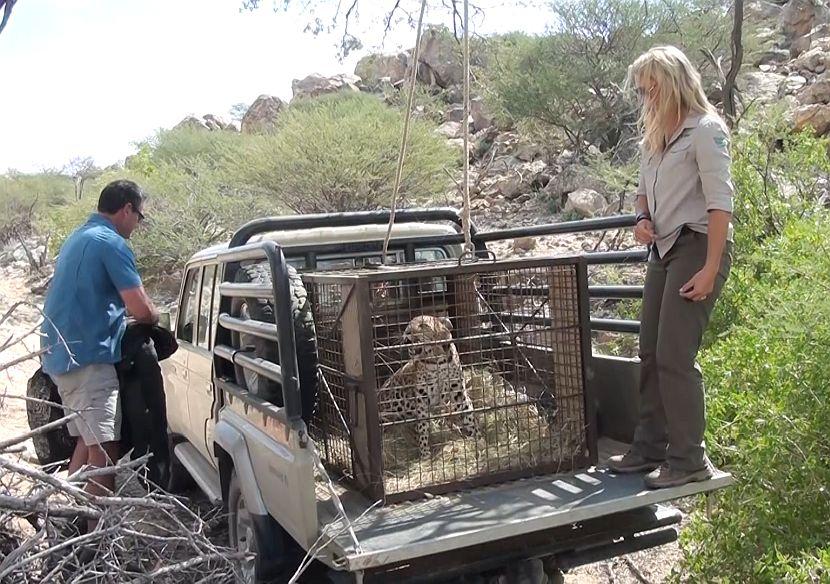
[
  {"xmin": 0, "ymin": 0, "xmax": 17, "ymax": 36},
  {"xmin": 240, "ymin": 0, "xmax": 490, "ymax": 57}
]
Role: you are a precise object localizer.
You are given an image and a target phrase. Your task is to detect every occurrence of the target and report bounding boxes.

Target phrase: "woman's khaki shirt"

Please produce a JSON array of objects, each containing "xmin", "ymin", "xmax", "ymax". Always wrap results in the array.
[{"xmin": 637, "ymin": 112, "xmax": 735, "ymax": 258}]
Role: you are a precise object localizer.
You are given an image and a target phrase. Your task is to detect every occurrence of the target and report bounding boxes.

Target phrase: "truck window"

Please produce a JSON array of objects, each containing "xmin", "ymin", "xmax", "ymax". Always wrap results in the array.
[
  {"xmin": 196, "ymin": 264, "xmax": 217, "ymax": 348},
  {"xmin": 177, "ymin": 268, "xmax": 200, "ymax": 344}
]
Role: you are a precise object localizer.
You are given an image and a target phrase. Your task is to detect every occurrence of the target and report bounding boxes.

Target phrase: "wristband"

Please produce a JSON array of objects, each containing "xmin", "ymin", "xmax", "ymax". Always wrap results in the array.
[{"xmin": 635, "ymin": 212, "xmax": 651, "ymax": 224}]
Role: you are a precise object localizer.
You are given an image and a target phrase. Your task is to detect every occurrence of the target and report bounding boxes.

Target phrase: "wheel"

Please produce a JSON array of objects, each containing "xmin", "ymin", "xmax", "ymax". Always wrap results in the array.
[
  {"xmin": 26, "ymin": 368, "xmax": 74, "ymax": 465},
  {"xmin": 229, "ymin": 262, "xmax": 319, "ymax": 423},
  {"xmin": 166, "ymin": 445, "xmax": 195, "ymax": 493},
  {"xmin": 228, "ymin": 471, "xmax": 291, "ymax": 583}
]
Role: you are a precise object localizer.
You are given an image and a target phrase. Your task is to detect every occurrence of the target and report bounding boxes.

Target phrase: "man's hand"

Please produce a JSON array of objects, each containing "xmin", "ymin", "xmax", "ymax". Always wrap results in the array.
[
  {"xmin": 120, "ymin": 286, "xmax": 160, "ymax": 325},
  {"xmin": 680, "ymin": 266, "xmax": 717, "ymax": 302},
  {"xmin": 634, "ymin": 219, "xmax": 656, "ymax": 245}
]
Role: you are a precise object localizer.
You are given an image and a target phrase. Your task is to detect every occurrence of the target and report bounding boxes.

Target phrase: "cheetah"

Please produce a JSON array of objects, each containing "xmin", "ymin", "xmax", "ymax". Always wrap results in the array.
[{"xmin": 379, "ymin": 315, "xmax": 479, "ymax": 457}]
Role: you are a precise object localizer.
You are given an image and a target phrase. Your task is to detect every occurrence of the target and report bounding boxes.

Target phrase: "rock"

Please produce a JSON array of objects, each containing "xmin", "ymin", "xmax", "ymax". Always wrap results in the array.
[
  {"xmin": 790, "ymin": 33, "xmax": 813, "ymax": 58},
  {"xmin": 291, "ymin": 73, "xmax": 361, "ymax": 101},
  {"xmin": 543, "ymin": 164, "xmax": 606, "ymax": 200},
  {"xmin": 241, "ymin": 95, "xmax": 286, "ymax": 135},
  {"xmin": 564, "ymin": 188, "xmax": 607, "ymax": 218},
  {"xmin": 436, "ymin": 121, "xmax": 463, "ymax": 139},
  {"xmin": 470, "ymin": 97, "xmax": 494, "ymax": 131},
  {"xmin": 756, "ymin": 47, "xmax": 792, "ymax": 66},
  {"xmin": 354, "ymin": 52, "xmax": 408, "ymax": 87},
  {"xmin": 515, "ymin": 141, "xmax": 545, "ymax": 162},
  {"xmin": 797, "ymin": 72, "xmax": 830, "ymax": 103},
  {"xmin": 740, "ymin": 71, "xmax": 787, "ymax": 103},
  {"xmin": 793, "ymin": 103, "xmax": 830, "ymax": 134},
  {"xmin": 417, "ymin": 26, "xmax": 462, "ymax": 88},
  {"xmin": 445, "ymin": 105, "xmax": 473, "ymax": 124},
  {"xmin": 514, "ymin": 193, "xmax": 533, "ymax": 204},
  {"xmin": 493, "ymin": 174, "xmax": 523, "ymax": 198},
  {"xmin": 12, "ymin": 246, "xmax": 27, "ymax": 262},
  {"xmin": 513, "ymin": 237, "xmax": 537, "ymax": 252},
  {"xmin": 172, "ymin": 116, "xmax": 209, "ymax": 132},
  {"xmin": 747, "ymin": 0, "xmax": 785, "ymax": 22},
  {"xmin": 792, "ymin": 46, "xmax": 828, "ymax": 73},
  {"xmin": 782, "ymin": 73, "xmax": 809, "ymax": 95},
  {"xmin": 781, "ymin": 0, "xmax": 826, "ymax": 41},
  {"xmin": 203, "ymin": 114, "xmax": 234, "ymax": 131}
]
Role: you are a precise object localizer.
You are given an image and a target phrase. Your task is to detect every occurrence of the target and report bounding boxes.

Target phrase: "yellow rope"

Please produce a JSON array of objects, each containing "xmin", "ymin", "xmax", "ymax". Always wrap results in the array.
[{"xmin": 382, "ymin": 0, "xmax": 429, "ymax": 264}]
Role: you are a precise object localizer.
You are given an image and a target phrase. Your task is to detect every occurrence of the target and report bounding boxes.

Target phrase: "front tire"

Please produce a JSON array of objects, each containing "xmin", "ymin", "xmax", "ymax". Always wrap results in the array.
[{"xmin": 228, "ymin": 471, "xmax": 290, "ymax": 583}]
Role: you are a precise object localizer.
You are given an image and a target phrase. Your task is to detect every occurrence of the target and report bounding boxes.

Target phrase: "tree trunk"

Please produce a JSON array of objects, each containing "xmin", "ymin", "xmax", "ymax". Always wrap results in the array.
[{"xmin": 723, "ymin": 0, "xmax": 745, "ymax": 128}]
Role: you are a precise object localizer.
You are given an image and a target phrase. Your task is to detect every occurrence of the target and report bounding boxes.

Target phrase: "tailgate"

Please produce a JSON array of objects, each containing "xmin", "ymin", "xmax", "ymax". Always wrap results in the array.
[{"xmin": 316, "ymin": 454, "xmax": 732, "ymax": 572}]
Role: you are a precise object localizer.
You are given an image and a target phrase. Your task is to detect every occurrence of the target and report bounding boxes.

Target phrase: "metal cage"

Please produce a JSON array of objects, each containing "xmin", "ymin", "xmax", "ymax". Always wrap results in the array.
[{"xmin": 304, "ymin": 256, "xmax": 596, "ymax": 503}]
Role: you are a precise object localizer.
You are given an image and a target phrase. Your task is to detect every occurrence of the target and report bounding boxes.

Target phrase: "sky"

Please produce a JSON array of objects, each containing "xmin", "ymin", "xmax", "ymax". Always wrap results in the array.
[{"xmin": 0, "ymin": 0, "xmax": 549, "ymax": 174}]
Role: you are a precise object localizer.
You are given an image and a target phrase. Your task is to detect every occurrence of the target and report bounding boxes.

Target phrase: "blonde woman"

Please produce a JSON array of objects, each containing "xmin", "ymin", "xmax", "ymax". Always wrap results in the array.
[{"xmin": 607, "ymin": 46, "xmax": 733, "ymax": 488}]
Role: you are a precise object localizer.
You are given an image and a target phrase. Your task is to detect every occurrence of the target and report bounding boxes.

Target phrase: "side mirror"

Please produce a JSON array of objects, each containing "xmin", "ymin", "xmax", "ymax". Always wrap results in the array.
[{"xmin": 158, "ymin": 311, "xmax": 172, "ymax": 331}]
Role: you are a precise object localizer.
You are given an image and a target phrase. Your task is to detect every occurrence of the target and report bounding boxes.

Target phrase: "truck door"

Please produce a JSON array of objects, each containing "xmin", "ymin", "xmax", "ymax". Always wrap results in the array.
[
  {"xmin": 164, "ymin": 267, "xmax": 198, "ymax": 437},
  {"xmin": 188, "ymin": 263, "xmax": 220, "ymax": 465}
]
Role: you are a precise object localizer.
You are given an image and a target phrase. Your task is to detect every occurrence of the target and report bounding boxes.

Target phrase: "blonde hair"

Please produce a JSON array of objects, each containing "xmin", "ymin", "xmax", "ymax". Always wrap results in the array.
[{"xmin": 626, "ymin": 45, "xmax": 718, "ymax": 155}]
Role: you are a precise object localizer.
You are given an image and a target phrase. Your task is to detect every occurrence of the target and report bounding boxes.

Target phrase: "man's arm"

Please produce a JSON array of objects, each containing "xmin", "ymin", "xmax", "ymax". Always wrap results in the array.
[{"xmin": 120, "ymin": 286, "xmax": 160, "ymax": 325}]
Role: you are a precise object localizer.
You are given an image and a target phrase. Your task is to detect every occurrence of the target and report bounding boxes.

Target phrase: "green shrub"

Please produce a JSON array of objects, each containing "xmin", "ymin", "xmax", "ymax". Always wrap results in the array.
[
  {"xmin": 0, "ymin": 172, "xmax": 74, "ymax": 244},
  {"xmin": 706, "ymin": 110, "xmax": 830, "ymax": 345},
  {"xmin": 680, "ymin": 215, "xmax": 830, "ymax": 582},
  {"xmin": 480, "ymin": 0, "xmax": 742, "ymax": 156},
  {"xmin": 238, "ymin": 92, "xmax": 458, "ymax": 213},
  {"xmin": 45, "ymin": 160, "xmax": 274, "ymax": 281}
]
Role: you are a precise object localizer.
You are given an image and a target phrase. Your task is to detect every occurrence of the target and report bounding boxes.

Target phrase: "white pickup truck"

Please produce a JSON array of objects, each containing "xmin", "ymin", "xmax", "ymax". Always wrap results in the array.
[{"xmin": 155, "ymin": 208, "xmax": 732, "ymax": 583}]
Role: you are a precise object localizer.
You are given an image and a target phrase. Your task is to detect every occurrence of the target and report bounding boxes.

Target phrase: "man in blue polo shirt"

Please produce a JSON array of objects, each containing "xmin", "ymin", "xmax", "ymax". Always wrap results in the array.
[{"xmin": 41, "ymin": 180, "xmax": 158, "ymax": 528}]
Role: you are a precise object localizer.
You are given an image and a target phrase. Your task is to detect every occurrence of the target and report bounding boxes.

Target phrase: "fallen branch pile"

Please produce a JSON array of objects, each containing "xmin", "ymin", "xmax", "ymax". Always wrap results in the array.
[
  {"xmin": 0, "ymin": 301, "xmax": 243, "ymax": 583},
  {"xmin": 0, "ymin": 442, "xmax": 243, "ymax": 583}
]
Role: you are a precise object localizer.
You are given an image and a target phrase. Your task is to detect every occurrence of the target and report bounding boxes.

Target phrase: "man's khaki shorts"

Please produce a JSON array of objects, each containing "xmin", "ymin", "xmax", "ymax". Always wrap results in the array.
[{"xmin": 50, "ymin": 363, "xmax": 121, "ymax": 446}]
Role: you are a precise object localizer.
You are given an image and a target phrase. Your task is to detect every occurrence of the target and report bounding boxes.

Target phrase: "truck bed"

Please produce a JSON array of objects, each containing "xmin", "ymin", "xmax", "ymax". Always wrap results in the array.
[{"xmin": 316, "ymin": 438, "xmax": 733, "ymax": 572}]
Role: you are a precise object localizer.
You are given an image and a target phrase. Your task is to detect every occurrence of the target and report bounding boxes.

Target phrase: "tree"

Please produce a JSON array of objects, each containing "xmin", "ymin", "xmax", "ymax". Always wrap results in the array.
[
  {"xmin": 229, "ymin": 102, "xmax": 249, "ymax": 123},
  {"xmin": 64, "ymin": 157, "xmax": 101, "ymax": 201},
  {"xmin": 240, "ymin": 0, "xmax": 502, "ymax": 57},
  {"xmin": 0, "ymin": 0, "xmax": 16, "ymax": 37}
]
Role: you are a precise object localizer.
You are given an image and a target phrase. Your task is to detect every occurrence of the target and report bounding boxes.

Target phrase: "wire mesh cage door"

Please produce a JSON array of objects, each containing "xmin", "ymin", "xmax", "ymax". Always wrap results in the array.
[{"xmin": 306, "ymin": 256, "xmax": 595, "ymax": 503}]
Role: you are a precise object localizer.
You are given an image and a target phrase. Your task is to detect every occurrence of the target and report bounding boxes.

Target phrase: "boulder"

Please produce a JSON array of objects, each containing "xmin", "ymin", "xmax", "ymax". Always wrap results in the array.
[
  {"xmin": 241, "ymin": 95, "xmax": 286, "ymax": 135},
  {"xmin": 417, "ymin": 26, "xmax": 462, "ymax": 88},
  {"xmin": 470, "ymin": 97, "xmax": 494, "ymax": 131},
  {"xmin": 445, "ymin": 105, "xmax": 472, "ymax": 124},
  {"xmin": 740, "ymin": 71, "xmax": 787, "ymax": 103},
  {"xmin": 793, "ymin": 103, "xmax": 830, "ymax": 133},
  {"xmin": 564, "ymin": 188, "xmax": 607, "ymax": 218},
  {"xmin": 781, "ymin": 0, "xmax": 826, "ymax": 41},
  {"xmin": 513, "ymin": 237, "xmax": 537, "ymax": 252},
  {"xmin": 792, "ymin": 46, "xmax": 828, "ymax": 73},
  {"xmin": 172, "ymin": 116, "xmax": 210, "ymax": 132},
  {"xmin": 747, "ymin": 0, "xmax": 785, "ymax": 22},
  {"xmin": 354, "ymin": 53, "xmax": 408, "ymax": 87},
  {"xmin": 436, "ymin": 121, "xmax": 463, "ymax": 139},
  {"xmin": 782, "ymin": 73, "xmax": 809, "ymax": 96},
  {"xmin": 755, "ymin": 47, "xmax": 793, "ymax": 66},
  {"xmin": 291, "ymin": 73, "xmax": 361, "ymax": 101},
  {"xmin": 203, "ymin": 114, "xmax": 234, "ymax": 131},
  {"xmin": 543, "ymin": 164, "xmax": 607, "ymax": 200},
  {"xmin": 797, "ymin": 72, "xmax": 830, "ymax": 103}
]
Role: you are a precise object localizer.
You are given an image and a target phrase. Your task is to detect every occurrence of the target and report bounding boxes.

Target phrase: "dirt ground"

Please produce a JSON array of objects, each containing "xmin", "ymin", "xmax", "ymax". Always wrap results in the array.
[{"xmin": 0, "ymin": 247, "xmax": 688, "ymax": 583}]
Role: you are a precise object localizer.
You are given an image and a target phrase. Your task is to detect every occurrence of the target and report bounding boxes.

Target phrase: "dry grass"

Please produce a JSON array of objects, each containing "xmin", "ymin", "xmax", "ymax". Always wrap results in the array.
[{"xmin": 381, "ymin": 367, "xmax": 587, "ymax": 494}]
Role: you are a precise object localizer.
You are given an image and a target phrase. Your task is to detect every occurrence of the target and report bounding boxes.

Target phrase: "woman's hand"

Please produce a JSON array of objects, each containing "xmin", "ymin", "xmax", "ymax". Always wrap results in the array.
[
  {"xmin": 634, "ymin": 219, "xmax": 656, "ymax": 245},
  {"xmin": 680, "ymin": 266, "xmax": 717, "ymax": 302}
]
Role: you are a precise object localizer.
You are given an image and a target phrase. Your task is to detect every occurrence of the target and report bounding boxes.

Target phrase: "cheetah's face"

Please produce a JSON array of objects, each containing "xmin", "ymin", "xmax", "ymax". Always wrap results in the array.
[{"xmin": 403, "ymin": 315, "xmax": 454, "ymax": 360}]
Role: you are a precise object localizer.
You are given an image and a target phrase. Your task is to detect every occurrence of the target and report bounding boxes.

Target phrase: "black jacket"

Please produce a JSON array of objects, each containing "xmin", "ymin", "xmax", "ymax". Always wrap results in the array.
[{"xmin": 117, "ymin": 323, "xmax": 178, "ymax": 488}]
